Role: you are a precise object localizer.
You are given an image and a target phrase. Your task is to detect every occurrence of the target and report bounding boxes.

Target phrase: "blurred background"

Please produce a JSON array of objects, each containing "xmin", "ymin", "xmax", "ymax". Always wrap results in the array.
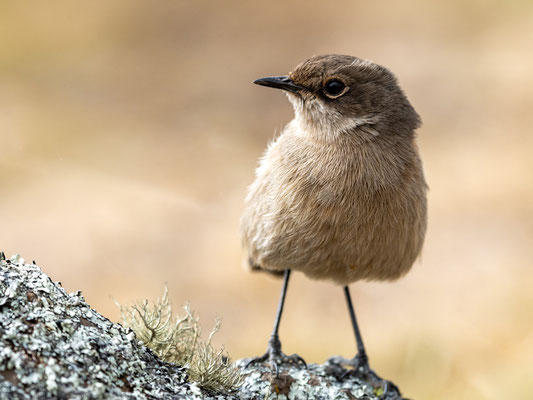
[{"xmin": 1, "ymin": 0, "xmax": 532, "ymax": 398}]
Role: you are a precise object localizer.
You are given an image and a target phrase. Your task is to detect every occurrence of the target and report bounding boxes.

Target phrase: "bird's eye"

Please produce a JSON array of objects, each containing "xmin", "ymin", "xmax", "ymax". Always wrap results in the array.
[{"xmin": 324, "ymin": 79, "xmax": 347, "ymax": 98}]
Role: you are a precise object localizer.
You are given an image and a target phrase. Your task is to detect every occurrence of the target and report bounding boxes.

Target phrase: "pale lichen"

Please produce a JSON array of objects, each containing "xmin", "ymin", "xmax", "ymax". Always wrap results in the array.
[
  {"xmin": 118, "ymin": 288, "xmax": 242, "ymax": 392},
  {"xmin": 0, "ymin": 255, "xmax": 211, "ymax": 399},
  {"xmin": 0, "ymin": 253, "xmax": 403, "ymax": 399}
]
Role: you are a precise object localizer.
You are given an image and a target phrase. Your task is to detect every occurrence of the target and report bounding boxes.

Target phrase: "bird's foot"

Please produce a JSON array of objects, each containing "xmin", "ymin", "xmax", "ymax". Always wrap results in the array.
[
  {"xmin": 327, "ymin": 354, "xmax": 400, "ymax": 397},
  {"xmin": 327, "ymin": 353, "xmax": 370, "ymax": 375},
  {"xmin": 245, "ymin": 335, "xmax": 306, "ymax": 376}
]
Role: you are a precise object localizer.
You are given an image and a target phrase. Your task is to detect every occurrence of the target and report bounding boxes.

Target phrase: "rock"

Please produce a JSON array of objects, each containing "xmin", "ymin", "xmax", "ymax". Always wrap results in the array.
[
  {"xmin": 237, "ymin": 359, "xmax": 404, "ymax": 400},
  {"xmin": 0, "ymin": 254, "xmax": 405, "ymax": 399}
]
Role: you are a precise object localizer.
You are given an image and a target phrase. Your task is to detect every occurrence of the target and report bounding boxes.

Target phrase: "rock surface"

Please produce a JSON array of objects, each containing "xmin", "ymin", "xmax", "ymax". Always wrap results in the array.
[
  {"xmin": 237, "ymin": 359, "xmax": 404, "ymax": 400},
  {"xmin": 0, "ymin": 254, "xmax": 405, "ymax": 399}
]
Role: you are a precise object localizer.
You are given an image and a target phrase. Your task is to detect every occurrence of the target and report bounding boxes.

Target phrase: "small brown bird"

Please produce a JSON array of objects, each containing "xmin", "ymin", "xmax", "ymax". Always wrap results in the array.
[{"xmin": 241, "ymin": 55, "xmax": 427, "ymax": 374}]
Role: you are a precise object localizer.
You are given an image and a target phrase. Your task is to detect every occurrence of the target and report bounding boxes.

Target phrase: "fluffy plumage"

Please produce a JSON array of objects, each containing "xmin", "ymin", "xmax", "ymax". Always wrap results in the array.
[{"xmin": 241, "ymin": 55, "xmax": 427, "ymax": 285}]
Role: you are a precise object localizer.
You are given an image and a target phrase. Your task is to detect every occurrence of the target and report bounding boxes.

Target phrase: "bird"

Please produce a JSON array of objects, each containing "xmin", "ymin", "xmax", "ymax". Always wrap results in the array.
[{"xmin": 241, "ymin": 54, "xmax": 427, "ymax": 376}]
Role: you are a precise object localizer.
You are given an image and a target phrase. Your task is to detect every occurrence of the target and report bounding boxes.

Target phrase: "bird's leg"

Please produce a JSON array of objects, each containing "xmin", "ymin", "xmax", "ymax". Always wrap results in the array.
[
  {"xmin": 328, "ymin": 286, "xmax": 400, "ymax": 395},
  {"xmin": 327, "ymin": 287, "xmax": 400, "ymax": 395},
  {"xmin": 245, "ymin": 269, "xmax": 306, "ymax": 375},
  {"xmin": 328, "ymin": 286, "xmax": 370, "ymax": 372},
  {"xmin": 345, "ymin": 285, "xmax": 370, "ymax": 371}
]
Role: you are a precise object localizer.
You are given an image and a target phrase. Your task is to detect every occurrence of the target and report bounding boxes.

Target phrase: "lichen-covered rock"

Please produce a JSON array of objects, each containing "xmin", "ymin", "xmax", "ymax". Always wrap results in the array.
[
  {"xmin": 0, "ymin": 254, "xmax": 404, "ymax": 399},
  {"xmin": 0, "ymin": 254, "xmax": 216, "ymax": 399},
  {"xmin": 236, "ymin": 360, "xmax": 404, "ymax": 400}
]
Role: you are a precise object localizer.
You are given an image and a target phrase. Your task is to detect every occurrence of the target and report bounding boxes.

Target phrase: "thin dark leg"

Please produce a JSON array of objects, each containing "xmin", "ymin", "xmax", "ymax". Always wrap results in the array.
[
  {"xmin": 246, "ymin": 269, "xmax": 306, "ymax": 374},
  {"xmin": 327, "ymin": 286, "xmax": 370, "ymax": 372},
  {"xmin": 338, "ymin": 286, "xmax": 400, "ymax": 394},
  {"xmin": 326, "ymin": 286, "xmax": 400, "ymax": 395},
  {"xmin": 344, "ymin": 285, "xmax": 369, "ymax": 368},
  {"xmin": 270, "ymin": 269, "xmax": 291, "ymax": 338}
]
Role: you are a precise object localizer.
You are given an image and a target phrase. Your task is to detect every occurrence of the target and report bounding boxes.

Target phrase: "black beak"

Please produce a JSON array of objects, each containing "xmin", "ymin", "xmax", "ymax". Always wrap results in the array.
[{"xmin": 253, "ymin": 76, "xmax": 304, "ymax": 94}]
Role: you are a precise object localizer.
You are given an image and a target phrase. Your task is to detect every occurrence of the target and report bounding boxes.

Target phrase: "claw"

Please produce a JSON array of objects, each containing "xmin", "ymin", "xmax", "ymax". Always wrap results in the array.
[
  {"xmin": 245, "ymin": 352, "xmax": 268, "ymax": 369},
  {"xmin": 327, "ymin": 354, "xmax": 369, "ymax": 375},
  {"xmin": 245, "ymin": 335, "xmax": 306, "ymax": 376},
  {"xmin": 289, "ymin": 353, "xmax": 307, "ymax": 367},
  {"xmin": 327, "ymin": 355, "xmax": 400, "ymax": 397},
  {"xmin": 269, "ymin": 360, "xmax": 279, "ymax": 376}
]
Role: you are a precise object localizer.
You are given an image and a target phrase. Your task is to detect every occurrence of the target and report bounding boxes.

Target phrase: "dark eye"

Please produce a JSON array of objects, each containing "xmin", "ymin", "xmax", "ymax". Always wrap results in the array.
[{"xmin": 324, "ymin": 79, "xmax": 346, "ymax": 97}]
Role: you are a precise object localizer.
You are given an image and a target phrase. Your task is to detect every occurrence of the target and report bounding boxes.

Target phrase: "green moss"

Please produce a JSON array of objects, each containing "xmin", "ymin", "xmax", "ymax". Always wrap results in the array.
[{"xmin": 117, "ymin": 288, "xmax": 242, "ymax": 392}]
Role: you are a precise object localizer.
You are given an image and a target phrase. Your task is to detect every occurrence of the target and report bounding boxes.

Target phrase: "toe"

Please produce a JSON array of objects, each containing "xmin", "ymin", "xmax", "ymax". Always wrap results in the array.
[
  {"xmin": 245, "ymin": 353, "xmax": 268, "ymax": 368},
  {"xmin": 287, "ymin": 353, "xmax": 307, "ymax": 366},
  {"xmin": 327, "ymin": 356, "xmax": 351, "ymax": 366}
]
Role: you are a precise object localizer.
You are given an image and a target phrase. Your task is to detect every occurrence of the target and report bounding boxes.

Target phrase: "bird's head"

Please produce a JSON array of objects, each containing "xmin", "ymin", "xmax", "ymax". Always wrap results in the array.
[{"xmin": 254, "ymin": 54, "xmax": 421, "ymax": 141}]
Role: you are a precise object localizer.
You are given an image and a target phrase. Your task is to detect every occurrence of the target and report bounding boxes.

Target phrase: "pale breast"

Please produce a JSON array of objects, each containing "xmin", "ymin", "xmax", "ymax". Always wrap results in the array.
[{"xmin": 241, "ymin": 130, "xmax": 427, "ymax": 285}]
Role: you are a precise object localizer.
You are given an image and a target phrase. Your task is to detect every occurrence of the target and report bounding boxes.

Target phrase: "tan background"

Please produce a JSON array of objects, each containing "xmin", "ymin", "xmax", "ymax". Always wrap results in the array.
[{"xmin": 1, "ymin": 1, "xmax": 532, "ymax": 399}]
